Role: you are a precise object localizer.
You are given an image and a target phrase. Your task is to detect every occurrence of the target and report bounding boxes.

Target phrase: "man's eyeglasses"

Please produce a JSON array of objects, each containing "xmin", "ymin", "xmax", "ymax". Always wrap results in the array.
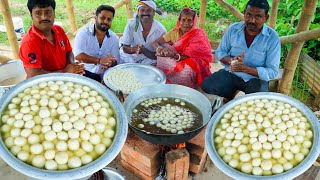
[{"xmin": 244, "ymin": 13, "xmax": 265, "ymax": 21}]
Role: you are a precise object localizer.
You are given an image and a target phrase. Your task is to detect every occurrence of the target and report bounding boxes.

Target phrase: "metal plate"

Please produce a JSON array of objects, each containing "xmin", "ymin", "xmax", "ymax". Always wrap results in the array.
[
  {"xmin": 205, "ymin": 92, "xmax": 320, "ymax": 180},
  {"xmin": 0, "ymin": 73, "xmax": 128, "ymax": 180},
  {"xmin": 103, "ymin": 63, "xmax": 166, "ymax": 94}
]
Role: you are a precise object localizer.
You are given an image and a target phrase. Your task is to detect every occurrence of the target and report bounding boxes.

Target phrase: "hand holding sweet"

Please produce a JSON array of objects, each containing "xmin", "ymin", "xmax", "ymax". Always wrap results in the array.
[
  {"xmin": 100, "ymin": 54, "xmax": 116, "ymax": 69},
  {"xmin": 64, "ymin": 63, "xmax": 85, "ymax": 75},
  {"xmin": 230, "ymin": 52, "xmax": 245, "ymax": 72}
]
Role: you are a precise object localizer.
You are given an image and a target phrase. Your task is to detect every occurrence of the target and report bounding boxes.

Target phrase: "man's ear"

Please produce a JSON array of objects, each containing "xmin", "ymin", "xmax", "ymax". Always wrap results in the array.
[{"xmin": 265, "ymin": 14, "xmax": 269, "ymax": 21}]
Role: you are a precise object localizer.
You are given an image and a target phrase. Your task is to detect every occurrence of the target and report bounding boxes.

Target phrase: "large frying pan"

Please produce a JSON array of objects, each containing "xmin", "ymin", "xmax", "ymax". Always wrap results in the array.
[{"xmin": 123, "ymin": 84, "xmax": 219, "ymax": 146}]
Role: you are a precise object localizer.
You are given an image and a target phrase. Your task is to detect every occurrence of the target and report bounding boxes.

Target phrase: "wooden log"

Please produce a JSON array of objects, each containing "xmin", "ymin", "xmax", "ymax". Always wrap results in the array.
[
  {"xmin": 199, "ymin": 0, "xmax": 207, "ymax": 29},
  {"xmin": 0, "ymin": 0, "xmax": 19, "ymax": 59},
  {"xmin": 269, "ymin": 0, "xmax": 280, "ymax": 29},
  {"xmin": 279, "ymin": 0, "xmax": 318, "ymax": 95},
  {"xmin": 66, "ymin": 0, "xmax": 77, "ymax": 33},
  {"xmin": 0, "ymin": 55, "xmax": 12, "ymax": 64},
  {"xmin": 280, "ymin": 28, "xmax": 320, "ymax": 44},
  {"xmin": 113, "ymin": 0, "xmax": 127, "ymax": 10},
  {"xmin": 125, "ymin": 0, "xmax": 134, "ymax": 19},
  {"xmin": 213, "ymin": 0, "xmax": 244, "ymax": 21}
]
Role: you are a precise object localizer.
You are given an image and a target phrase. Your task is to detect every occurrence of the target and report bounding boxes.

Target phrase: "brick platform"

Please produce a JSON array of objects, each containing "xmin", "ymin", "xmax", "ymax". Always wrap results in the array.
[
  {"xmin": 166, "ymin": 148, "xmax": 189, "ymax": 180},
  {"xmin": 120, "ymin": 130, "xmax": 161, "ymax": 179}
]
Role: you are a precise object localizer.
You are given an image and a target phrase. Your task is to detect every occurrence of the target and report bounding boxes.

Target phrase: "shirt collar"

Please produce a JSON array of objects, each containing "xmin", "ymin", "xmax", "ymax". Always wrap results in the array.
[
  {"xmin": 90, "ymin": 23, "xmax": 110, "ymax": 38},
  {"xmin": 137, "ymin": 19, "xmax": 157, "ymax": 34},
  {"xmin": 235, "ymin": 22, "xmax": 270, "ymax": 36},
  {"xmin": 31, "ymin": 24, "xmax": 60, "ymax": 40}
]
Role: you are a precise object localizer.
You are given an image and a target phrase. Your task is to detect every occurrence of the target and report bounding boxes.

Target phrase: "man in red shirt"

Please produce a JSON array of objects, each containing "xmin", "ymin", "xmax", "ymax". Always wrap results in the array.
[{"xmin": 19, "ymin": 0, "xmax": 84, "ymax": 78}]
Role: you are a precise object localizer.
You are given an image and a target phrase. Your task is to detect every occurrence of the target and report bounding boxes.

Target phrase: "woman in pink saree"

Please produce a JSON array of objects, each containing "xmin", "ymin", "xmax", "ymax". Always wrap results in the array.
[{"xmin": 152, "ymin": 8, "xmax": 212, "ymax": 88}]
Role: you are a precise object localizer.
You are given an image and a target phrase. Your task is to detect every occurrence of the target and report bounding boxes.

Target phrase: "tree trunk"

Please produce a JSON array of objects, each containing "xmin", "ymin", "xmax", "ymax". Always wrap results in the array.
[
  {"xmin": 279, "ymin": 0, "xmax": 318, "ymax": 95},
  {"xmin": 199, "ymin": 0, "xmax": 207, "ymax": 29},
  {"xmin": 280, "ymin": 28, "xmax": 320, "ymax": 44},
  {"xmin": 0, "ymin": 0, "xmax": 19, "ymax": 59},
  {"xmin": 269, "ymin": 0, "xmax": 280, "ymax": 29},
  {"xmin": 213, "ymin": 0, "xmax": 244, "ymax": 21},
  {"xmin": 66, "ymin": 0, "xmax": 77, "ymax": 33},
  {"xmin": 125, "ymin": 0, "xmax": 134, "ymax": 19},
  {"xmin": 113, "ymin": 0, "xmax": 127, "ymax": 9}
]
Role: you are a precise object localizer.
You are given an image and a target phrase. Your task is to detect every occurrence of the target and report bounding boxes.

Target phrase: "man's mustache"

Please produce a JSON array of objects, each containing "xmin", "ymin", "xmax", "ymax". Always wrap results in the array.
[
  {"xmin": 40, "ymin": 20, "xmax": 51, "ymax": 23},
  {"xmin": 247, "ymin": 23, "xmax": 256, "ymax": 26},
  {"xmin": 101, "ymin": 24, "xmax": 110, "ymax": 28},
  {"xmin": 141, "ymin": 14, "xmax": 150, "ymax": 17}
]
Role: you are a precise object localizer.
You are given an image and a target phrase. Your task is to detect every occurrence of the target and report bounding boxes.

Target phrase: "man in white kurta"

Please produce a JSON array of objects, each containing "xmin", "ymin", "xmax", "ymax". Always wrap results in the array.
[
  {"xmin": 120, "ymin": 1, "xmax": 166, "ymax": 65},
  {"xmin": 74, "ymin": 5, "xmax": 120, "ymax": 81}
]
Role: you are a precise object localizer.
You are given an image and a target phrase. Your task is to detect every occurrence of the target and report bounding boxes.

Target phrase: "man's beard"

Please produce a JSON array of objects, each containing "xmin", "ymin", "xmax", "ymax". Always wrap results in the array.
[{"xmin": 96, "ymin": 22, "xmax": 110, "ymax": 32}]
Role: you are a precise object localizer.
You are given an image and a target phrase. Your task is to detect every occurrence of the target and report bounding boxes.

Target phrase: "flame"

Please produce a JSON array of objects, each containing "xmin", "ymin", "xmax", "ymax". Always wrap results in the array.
[{"xmin": 176, "ymin": 143, "xmax": 186, "ymax": 149}]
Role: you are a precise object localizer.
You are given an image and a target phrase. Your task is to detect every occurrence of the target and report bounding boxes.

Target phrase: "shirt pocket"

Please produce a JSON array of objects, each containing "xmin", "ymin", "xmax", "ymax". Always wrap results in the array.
[
  {"xmin": 246, "ymin": 49, "xmax": 266, "ymax": 67},
  {"xmin": 230, "ymin": 46, "xmax": 246, "ymax": 57}
]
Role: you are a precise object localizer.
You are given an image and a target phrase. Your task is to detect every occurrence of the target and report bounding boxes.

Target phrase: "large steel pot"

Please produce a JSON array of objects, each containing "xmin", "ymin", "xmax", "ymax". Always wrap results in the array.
[
  {"xmin": 0, "ymin": 73, "xmax": 128, "ymax": 180},
  {"xmin": 0, "ymin": 60, "xmax": 26, "ymax": 98},
  {"xmin": 205, "ymin": 92, "xmax": 320, "ymax": 180},
  {"xmin": 123, "ymin": 84, "xmax": 212, "ymax": 146}
]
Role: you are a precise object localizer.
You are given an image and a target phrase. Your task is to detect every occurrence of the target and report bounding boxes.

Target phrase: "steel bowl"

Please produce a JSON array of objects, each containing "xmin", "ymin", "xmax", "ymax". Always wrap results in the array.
[
  {"xmin": 0, "ymin": 73, "xmax": 128, "ymax": 180},
  {"xmin": 103, "ymin": 63, "xmax": 166, "ymax": 94},
  {"xmin": 123, "ymin": 84, "xmax": 212, "ymax": 145},
  {"xmin": 0, "ymin": 60, "xmax": 26, "ymax": 98},
  {"xmin": 205, "ymin": 92, "xmax": 320, "ymax": 180}
]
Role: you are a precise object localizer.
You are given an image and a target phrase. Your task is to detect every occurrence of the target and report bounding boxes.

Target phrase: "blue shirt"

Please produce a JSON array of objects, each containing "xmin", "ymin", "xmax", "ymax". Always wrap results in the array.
[
  {"xmin": 216, "ymin": 22, "xmax": 280, "ymax": 82},
  {"xmin": 74, "ymin": 24, "xmax": 120, "ymax": 76}
]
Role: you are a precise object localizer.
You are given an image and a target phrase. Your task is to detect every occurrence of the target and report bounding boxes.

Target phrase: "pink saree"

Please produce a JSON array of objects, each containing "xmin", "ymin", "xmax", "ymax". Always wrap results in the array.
[{"xmin": 156, "ymin": 8, "xmax": 212, "ymax": 88}]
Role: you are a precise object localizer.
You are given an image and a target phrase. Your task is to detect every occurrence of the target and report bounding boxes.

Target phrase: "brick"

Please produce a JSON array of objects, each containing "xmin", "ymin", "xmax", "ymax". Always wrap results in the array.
[
  {"xmin": 166, "ymin": 148, "xmax": 189, "ymax": 180},
  {"xmin": 121, "ymin": 130, "xmax": 161, "ymax": 168},
  {"xmin": 121, "ymin": 150, "xmax": 159, "ymax": 176},
  {"xmin": 189, "ymin": 149, "xmax": 207, "ymax": 174},
  {"xmin": 186, "ymin": 143, "xmax": 204, "ymax": 157},
  {"xmin": 121, "ymin": 159, "xmax": 157, "ymax": 180},
  {"xmin": 187, "ymin": 126, "xmax": 206, "ymax": 148}
]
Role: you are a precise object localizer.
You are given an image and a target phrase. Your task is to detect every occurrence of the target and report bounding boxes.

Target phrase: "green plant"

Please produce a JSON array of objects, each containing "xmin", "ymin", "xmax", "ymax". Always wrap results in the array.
[{"xmin": 290, "ymin": 62, "xmax": 311, "ymax": 102}]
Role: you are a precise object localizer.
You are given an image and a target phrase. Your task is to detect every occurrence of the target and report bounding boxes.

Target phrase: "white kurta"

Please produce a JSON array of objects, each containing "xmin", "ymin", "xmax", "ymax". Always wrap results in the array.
[{"xmin": 120, "ymin": 18, "xmax": 166, "ymax": 65}]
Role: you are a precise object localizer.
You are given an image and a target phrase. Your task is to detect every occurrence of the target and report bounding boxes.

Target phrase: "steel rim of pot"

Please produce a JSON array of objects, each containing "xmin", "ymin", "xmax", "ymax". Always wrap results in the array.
[
  {"xmin": 0, "ymin": 73, "xmax": 128, "ymax": 180},
  {"xmin": 205, "ymin": 92, "xmax": 320, "ymax": 180}
]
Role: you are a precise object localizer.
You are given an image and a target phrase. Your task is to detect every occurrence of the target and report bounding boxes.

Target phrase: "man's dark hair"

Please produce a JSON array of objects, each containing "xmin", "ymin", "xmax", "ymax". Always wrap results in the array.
[
  {"xmin": 245, "ymin": 0, "xmax": 269, "ymax": 14},
  {"xmin": 96, "ymin": 5, "xmax": 115, "ymax": 17},
  {"xmin": 27, "ymin": 0, "xmax": 56, "ymax": 13}
]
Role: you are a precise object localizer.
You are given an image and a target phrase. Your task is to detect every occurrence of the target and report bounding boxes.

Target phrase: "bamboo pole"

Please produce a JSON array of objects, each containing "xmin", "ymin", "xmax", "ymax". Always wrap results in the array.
[
  {"xmin": 279, "ymin": 0, "xmax": 318, "ymax": 95},
  {"xmin": 113, "ymin": 0, "xmax": 127, "ymax": 10},
  {"xmin": 280, "ymin": 28, "xmax": 320, "ymax": 44},
  {"xmin": 269, "ymin": 0, "xmax": 280, "ymax": 29},
  {"xmin": 125, "ymin": 0, "xmax": 134, "ymax": 19},
  {"xmin": 66, "ymin": 0, "xmax": 77, "ymax": 33},
  {"xmin": 213, "ymin": 0, "xmax": 244, "ymax": 21},
  {"xmin": 199, "ymin": 0, "xmax": 207, "ymax": 29},
  {"xmin": 0, "ymin": 0, "xmax": 19, "ymax": 59}
]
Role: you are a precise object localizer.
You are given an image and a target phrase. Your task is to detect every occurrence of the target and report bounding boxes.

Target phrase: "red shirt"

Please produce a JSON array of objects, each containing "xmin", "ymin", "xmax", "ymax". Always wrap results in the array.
[{"xmin": 19, "ymin": 24, "xmax": 72, "ymax": 72}]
